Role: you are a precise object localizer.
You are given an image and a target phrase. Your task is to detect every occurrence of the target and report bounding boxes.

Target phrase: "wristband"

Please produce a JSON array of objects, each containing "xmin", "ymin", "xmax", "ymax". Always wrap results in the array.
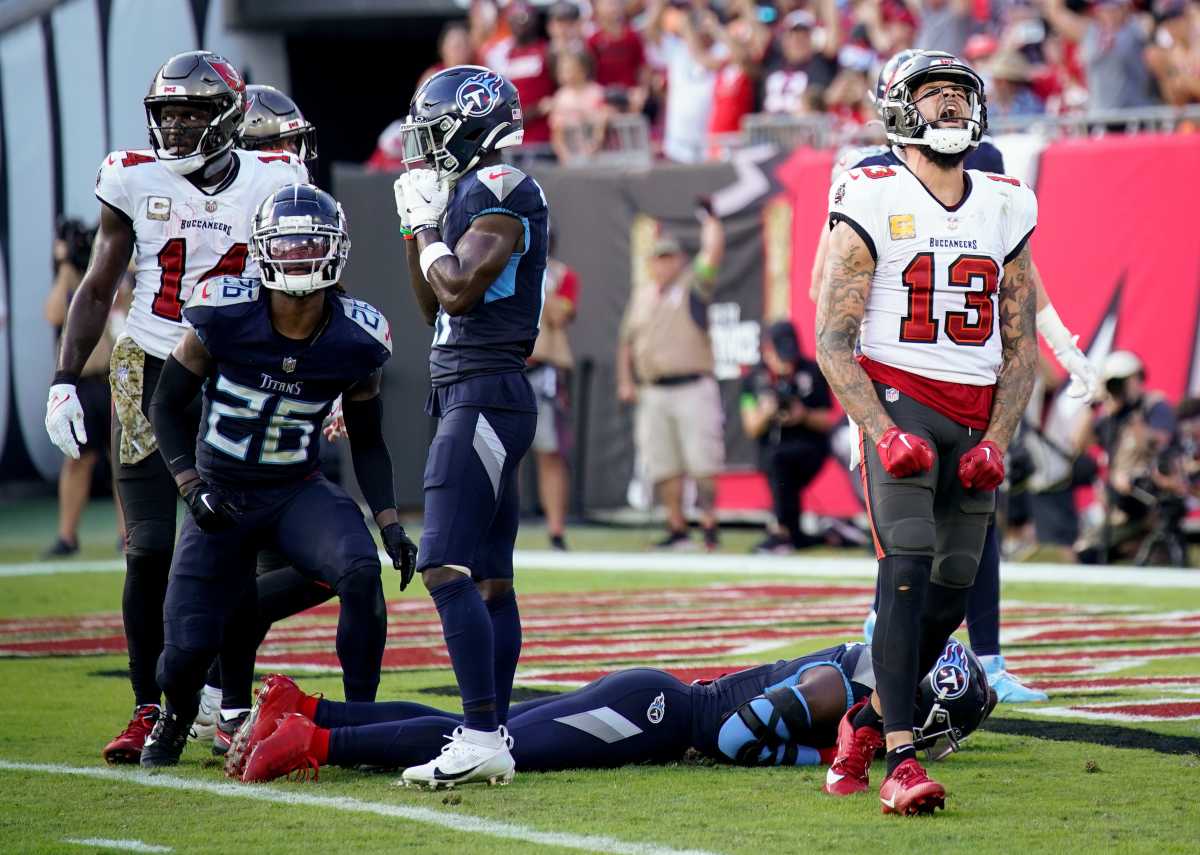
[
  {"xmin": 52, "ymin": 370, "xmax": 79, "ymax": 386},
  {"xmin": 420, "ymin": 242, "xmax": 454, "ymax": 279},
  {"xmin": 1036, "ymin": 303, "xmax": 1073, "ymax": 353},
  {"xmin": 411, "ymin": 222, "xmax": 439, "ymax": 237}
]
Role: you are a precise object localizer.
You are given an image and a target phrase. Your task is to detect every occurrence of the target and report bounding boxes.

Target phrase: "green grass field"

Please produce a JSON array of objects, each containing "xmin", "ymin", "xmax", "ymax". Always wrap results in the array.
[{"xmin": 1, "ymin": 498, "xmax": 1198, "ymax": 854}]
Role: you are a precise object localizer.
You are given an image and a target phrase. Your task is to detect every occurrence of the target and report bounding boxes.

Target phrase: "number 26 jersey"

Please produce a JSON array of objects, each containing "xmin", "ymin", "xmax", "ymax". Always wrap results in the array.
[
  {"xmin": 828, "ymin": 163, "xmax": 1037, "ymax": 388},
  {"xmin": 96, "ymin": 148, "xmax": 309, "ymax": 360}
]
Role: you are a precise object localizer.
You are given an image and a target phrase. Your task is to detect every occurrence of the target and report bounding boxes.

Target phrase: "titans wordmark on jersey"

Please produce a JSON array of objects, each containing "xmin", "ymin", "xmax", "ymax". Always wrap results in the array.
[
  {"xmin": 828, "ymin": 163, "xmax": 1037, "ymax": 386},
  {"xmin": 183, "ymin": 276, "xmax": 391, "ymax": 486},
  {"xmin": 96, "ymin": 149, "xmax": 309, "ymax": 360}
]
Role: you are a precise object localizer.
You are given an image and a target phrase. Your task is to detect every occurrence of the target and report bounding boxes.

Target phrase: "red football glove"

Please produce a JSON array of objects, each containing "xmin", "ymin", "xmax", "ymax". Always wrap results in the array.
[
  {"xmin": 958, "ymin": 440, "xmax": 1005, "ymax": 491},
  {"xmin": 876, "ymin": 426, "xmax": 935, "ymax": 478}
]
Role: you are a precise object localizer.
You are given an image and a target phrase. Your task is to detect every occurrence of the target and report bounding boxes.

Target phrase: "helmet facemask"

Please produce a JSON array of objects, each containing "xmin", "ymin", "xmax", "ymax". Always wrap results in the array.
[
  {"xmin": 252, "ymin": 208, "xmax": 349, "ymax": 297},
  {"xmin": 882, "ymin": 68, "xmax": 986, "ymax": 156},
  {"xmin": 146, "ymin": 97, "xmax": 240, "ymax": 175}
]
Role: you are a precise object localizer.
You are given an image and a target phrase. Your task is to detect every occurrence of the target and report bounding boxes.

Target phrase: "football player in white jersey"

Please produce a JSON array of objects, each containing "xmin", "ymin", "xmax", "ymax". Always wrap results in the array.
[
  {"xmin": 814, "ymin": 52, "xmax": 1040, "ymax": 815},
  {"xmin": 43, "ymin": 50, "xmax": 306, "ymax": 765}
]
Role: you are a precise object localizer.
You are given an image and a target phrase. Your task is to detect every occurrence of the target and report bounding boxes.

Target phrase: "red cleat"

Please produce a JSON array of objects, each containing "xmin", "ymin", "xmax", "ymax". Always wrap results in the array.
[
  {"xmin": 102, "ymin": 704, "xmax": 160, "ymax": 765},
  {"xmin": 241, "ymin": 714, "xmax": 322, "ymax": 783},
  {"xmin": 822, "ymin": 697, "xmax": 883, "ymax": 796},
  {"xmin": 879, "ymin": 757, "xmax": 946, "ymax": 816},
  {"xmin": 224, "ymin": 674, "xmax": 319, "ymax": 779}
]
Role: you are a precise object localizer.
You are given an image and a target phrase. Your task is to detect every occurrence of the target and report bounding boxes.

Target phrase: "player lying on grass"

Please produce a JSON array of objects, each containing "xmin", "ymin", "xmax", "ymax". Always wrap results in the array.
[{"xmin": 227, "ymin": 640, "xmax": 995, "ymax": 786}]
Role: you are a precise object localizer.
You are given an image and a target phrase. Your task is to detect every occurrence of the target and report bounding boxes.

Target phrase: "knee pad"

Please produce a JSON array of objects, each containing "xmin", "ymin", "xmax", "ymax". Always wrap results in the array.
[
  {"xmin": 880, "ymin": 518, "xmax": 937, "ymax": 554},
  {"xmin": 933, "ymin": 552, "xmax": 979, "ymax": 588},
  {"xmin": 877, "ymin": 554, "xmax": 932, "ymax": 596},
  {"xmin": 125, "ymin": 519, "xmax": 177, "ymax": 557},
  {"xmin": 717, "ymin": 687, "xmax": 818, "ymax": 766}
]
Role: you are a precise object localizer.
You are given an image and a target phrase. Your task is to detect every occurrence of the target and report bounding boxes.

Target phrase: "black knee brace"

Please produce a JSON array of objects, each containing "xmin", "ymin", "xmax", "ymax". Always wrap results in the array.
[
  {"xmin": 872, "ymin": 554, "xmax": 932, "ymax": 735},
  {"xmin": 918, "ymin": 582, "xmax": 971, "ymax": 676}
]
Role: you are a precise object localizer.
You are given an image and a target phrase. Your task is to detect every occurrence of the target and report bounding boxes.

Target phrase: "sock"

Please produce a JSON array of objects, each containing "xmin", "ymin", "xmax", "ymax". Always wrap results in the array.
[
  {"xmin": 122, "ymin": 550, "xmax": 171, "ymax": 707},
  {"xmin": 299, "ymin": 694, "xmax": 321, "ymax": 721},
  {"xmin": 853, "ymin": 701, "xmax": 883, "ymax": 732},
  {"xmin": 966, "ymin": 525, "xmax": 1002, "ymax": 657},
  {"xmin": 214, "ymin": 587, "xmax": 260, "ymax": 710},
  {"xmin": 486, "ymin": 590, "xmax": 522, "ymax": 724},
  {"xmin": 204, "ymin": 661, "xmax": 222, "ymax": 691},
  {"xmin": 310, "ymin": 726, "xmax": 331, "ymax": 764},
  {"xmin": 431, "ymin": 576, "xmax": 497, "ymax": 732},
  {"xmin": 313, "ymin": 698, "xmax": 454, "ymax": 729},
  {"xmin": 918, "ymin": 582, "xmax": 971, "ymax": 675},
  {"xmin": 334, "ymin": 566, "xmax": 387, "ymax": 703},
  {"xmin": 886, "ymin": 744, "xmax": 917, "ymax": 775},
  {"xmin": 872, "ymin": 554, "xmax": 931, "ymax": 736},
  {"xmin": 328, "ymin": 717, "xmax": 461, "ymax": 768}
]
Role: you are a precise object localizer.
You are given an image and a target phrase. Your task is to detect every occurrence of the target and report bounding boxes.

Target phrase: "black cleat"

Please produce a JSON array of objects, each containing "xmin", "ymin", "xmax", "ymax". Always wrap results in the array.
[
  {"xmin": 140, "ymin": 712, "xmax": 191, "ymax": 768},
  {"xmin": 212, "ymin": 710, "xmax": 250, "ymax": 757}
]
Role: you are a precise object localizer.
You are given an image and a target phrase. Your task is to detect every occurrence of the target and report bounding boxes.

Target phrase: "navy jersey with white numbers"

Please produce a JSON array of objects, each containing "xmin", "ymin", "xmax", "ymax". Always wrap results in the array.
[
  {"xmin": 183, "ymin": 276, "xmax": 392, "ymax": 487},
  {"xmin": 430, "ymin": 164, "xmax": 549, "ymax": 387}
]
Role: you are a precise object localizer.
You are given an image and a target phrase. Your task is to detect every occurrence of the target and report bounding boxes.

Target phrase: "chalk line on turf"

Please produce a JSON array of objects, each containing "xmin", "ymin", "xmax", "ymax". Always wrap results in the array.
[
  {"xmin": 0, "ymin": 760, "xmax": 721, "ymax": 855},
  {"xmin": 63, "ymin": 839, "xmax": 172, "ymax": 853},
  {"xmin": 4, "ymin": 550, "xmax": 1198, "ymax": 588}
]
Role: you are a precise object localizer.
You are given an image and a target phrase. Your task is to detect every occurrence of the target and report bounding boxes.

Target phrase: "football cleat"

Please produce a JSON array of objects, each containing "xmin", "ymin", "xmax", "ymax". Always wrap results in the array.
[
  {"xmin": 189, "ymin": 685, "xmax": 222, "ymax": 742},
  {"xmin": 823, "ymin": 697, "xmax": 883, "ymax": 796},
  {"xmin": 879, "ymin": 757, "xmax": 946, "ymax": 815},
  {"xmin": 399, "ymin": 726, "xmax": 515, "ymax": 790},
  {"xmin": 981, "ymin": 655, "xmax": 1048, "ymax": 703},
  {"xmin": 139, "ymin": 711, "xmax": 191, "ymax": 769},
  {"xmin": 102, "ymin": 704, "xmax": 161, "ymax": 765},
  {"xmin": 225, "ymin": 674, "xmax": 318, "ymax": 779},
  {"xmin": 212, "ymin": 709, "xmax": 250, "ymax": 757},
  {"xmin": 241, "ymin": 714, "xmax": 322, "ymax": 783}
]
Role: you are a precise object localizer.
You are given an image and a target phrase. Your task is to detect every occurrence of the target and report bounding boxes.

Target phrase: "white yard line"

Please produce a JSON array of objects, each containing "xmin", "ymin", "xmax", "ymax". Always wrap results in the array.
[
  {"xmin": 63, "ymin": 839, "xmax": 172, "ymax": 853},
  {"xmin": 0, "ymin": 760, "xmax": 720, "ymax": 855},
  {"xmin": 3, "ymin": 550, "xmax": 1199, "ymax": 588}
]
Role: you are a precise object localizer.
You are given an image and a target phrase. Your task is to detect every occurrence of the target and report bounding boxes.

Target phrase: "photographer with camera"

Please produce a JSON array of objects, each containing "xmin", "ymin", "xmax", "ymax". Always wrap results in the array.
[
  {"xmin": 1073, "ymin": 351, "xmax": 1179, "ymax": 564},
  {"xmin": 741, "ymin": 320, "xmax": 835, "ymax": 553}
]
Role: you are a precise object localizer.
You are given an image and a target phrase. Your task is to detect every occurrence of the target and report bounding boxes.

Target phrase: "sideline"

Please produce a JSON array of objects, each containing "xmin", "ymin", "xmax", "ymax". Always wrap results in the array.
[
  {"xmin": 2, "ymin": 550, "xmax": 1199, "ymax": 588},
  {"xmin": 0, "ymin": 760, "xmax": 720, "ymax": 855}
]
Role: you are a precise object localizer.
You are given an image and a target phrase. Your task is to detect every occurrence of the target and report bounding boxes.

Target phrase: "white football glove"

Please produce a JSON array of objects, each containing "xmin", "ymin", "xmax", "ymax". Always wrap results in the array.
[
  {"xmin": 46, "ymin": 383, "xmax": 87, "ymax": 459},
  {"xmin": 392, "ymin": 172, "xmax": 412, "ymax": 230},
  {"xmin": 404, "ymin": 168, "xmax": 450, "ymax": 231},
  {"xmin": 1054, "ymin": 335, "xmax": 1101, "ymax": 402}
]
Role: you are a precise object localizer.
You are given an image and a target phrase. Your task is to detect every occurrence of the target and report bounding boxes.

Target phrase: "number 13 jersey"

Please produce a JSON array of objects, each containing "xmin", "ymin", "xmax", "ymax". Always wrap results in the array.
[
  {"xmin": 828, "ymin": 163, "xmax": 1037, "ymax": 390},
  {"xmin": 96, "ymin": 148, "xmax": 309, "ymax": 360}
]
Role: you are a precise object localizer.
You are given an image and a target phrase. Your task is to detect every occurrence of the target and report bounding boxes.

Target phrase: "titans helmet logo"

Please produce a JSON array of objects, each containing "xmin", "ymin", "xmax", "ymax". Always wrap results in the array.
[
  {"xmin": 931, "ymin": 640, "xmax": 971, "ymax": 700},
  {"xmin": 455, "ymin": 71, "xmax": 504, "ymax": 118}
]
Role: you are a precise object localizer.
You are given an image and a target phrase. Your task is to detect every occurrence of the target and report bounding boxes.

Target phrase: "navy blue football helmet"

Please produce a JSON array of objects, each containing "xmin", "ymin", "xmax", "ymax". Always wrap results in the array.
[
  {"xmin": 912, "ymin": 640, "xmax": 997, "ymax": 760},
  {"xmin": 397, "ymin": 65, "xmax": 524, "ymax": 179},
  {"xmin": 250, "ymin": 184, "xmax": 349, "ymax": 296}
]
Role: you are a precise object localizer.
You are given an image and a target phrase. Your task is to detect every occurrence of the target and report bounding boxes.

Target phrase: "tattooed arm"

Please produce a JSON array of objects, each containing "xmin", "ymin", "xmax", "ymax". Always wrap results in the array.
[
  {"xmin": 815, "ymin": 222, "xmax": 895, "ymax": 443},
  {"xmin": 983, "ymin": 243, "xmax": 1038, "ymax": 451}
]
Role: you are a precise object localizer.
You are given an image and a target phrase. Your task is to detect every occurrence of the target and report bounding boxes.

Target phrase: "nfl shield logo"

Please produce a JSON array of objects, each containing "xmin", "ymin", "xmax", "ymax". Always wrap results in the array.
[
  {"xmin": 205, "ymin": 200, "xmax": 217, "ymax": 213},
  {"xmin": 282, "ymin": 357, "xmax": 297, "ymax": 374},
  {"xmin": 885, "ymin": 387, "xmax": 899, "ymax": 403}
]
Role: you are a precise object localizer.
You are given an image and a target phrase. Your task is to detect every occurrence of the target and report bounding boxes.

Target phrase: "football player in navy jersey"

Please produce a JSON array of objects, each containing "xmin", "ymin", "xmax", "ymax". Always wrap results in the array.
[
  {"xmin": 391, "ymin": 66, "xmax": 547, "ymax": 787},
  {"xmin": 810, "ymin": 50, "xmax": 1098, "ymax": 705},
  {"xmin": 139, "ymin": 184, "xmax": 417, "ymax": 768},
  {"xmin": 231, "ymin": 640, "xmax": 995, "ymax": 785}
]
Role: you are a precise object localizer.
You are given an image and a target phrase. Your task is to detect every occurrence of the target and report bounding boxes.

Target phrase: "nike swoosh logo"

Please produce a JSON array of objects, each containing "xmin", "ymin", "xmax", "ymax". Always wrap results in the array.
[
  {"xmin": 849, "ymin": 172, "xmax": 860, "ymax": 180},
  {"xmin": 48, "ymin": 396, "xmax": 71, "ymax": 415},
  {"xmin": 882, "ymin": 794, "xmax": 897, "ymax": 809},
  {"xmin": 200, "ymin": 282, "xmax": 212, "ymax": 300},
  {"xmin": 899, "ymin": 435, "xmax": 912, "ymax": 450},
  {"xmin": 486, "ymin": 170, "xmax": 509, "ymax": 180},
  {"xmin": 201, "ymin": 494, "xmax": 216, "ymax": 513},
  {"xmin": 825, "ymin": 768, "xmax": 845, "ymax": 785},
  {"xmin": 433, "ymin": 762, "xmax": 482, "ymax": 781}
]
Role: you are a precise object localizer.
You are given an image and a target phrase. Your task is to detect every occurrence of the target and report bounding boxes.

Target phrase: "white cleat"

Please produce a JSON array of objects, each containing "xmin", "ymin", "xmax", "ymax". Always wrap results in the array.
[
  {"xmin": 399, "ymin": 725, "xmax": 515, "ymax": 790},
  {"xmin": 189, "ymin": 684, "xmax": 222, "ymax": 741}
]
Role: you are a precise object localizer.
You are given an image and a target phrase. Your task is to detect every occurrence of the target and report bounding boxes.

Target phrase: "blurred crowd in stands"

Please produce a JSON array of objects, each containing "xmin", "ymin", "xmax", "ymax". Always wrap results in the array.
[{"xmin": 366, "ymin": 0, "xmax": 1200, "ymax": 168}]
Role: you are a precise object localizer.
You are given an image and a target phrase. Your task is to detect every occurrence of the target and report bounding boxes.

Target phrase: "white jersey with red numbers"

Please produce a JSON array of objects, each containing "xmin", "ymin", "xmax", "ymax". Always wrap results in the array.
[
  {"xmin": 827, "ymin": 162, "xmax": 1038, "ymax": 386},
  {"xmin": 95, "ymin": 148, "xmax": 309, "ymax": 359}
]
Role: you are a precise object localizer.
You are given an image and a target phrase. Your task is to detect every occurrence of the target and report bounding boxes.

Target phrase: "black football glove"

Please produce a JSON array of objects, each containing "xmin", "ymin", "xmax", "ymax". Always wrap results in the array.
[
  {"xmin": 381, "ymin": 523, "xmax": 419, "ymax": 591},
  {"xmin": 181, "ymin": 480, "xmax": 240, "ymax": 533}
]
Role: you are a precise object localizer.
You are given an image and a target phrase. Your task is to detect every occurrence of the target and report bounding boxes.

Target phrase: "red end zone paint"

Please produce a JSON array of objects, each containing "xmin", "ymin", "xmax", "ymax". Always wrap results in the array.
[{"xmin": 2, "ymin": 583, "xmax": 1198, "ymax": 720}]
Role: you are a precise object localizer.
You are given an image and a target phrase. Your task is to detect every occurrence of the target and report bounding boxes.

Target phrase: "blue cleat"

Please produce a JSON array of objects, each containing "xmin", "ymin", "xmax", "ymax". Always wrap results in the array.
[
  {"xmin": 981, "ymin": 655, "xmax": 1048, "ymax": 703},
  {"xmin": 863, "ymin": 610, "xmax": 876, "ymax": 644}
]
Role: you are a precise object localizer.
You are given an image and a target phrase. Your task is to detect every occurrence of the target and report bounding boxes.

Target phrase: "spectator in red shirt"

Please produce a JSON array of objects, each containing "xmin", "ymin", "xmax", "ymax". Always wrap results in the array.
[
  {"xmin": 418, "ymin": 21, "xmax": 476, "ymax": 88},
  {"xmin": 708, "ymin": 2, "xmax": 771, "ymax": 143},
  {"xmin": 588, "ymin": 0, "xmax": 650, "ymax": 111},
  {"xmin": 495, "ymin": 0, "xmax": 557, "ymax": 148}
]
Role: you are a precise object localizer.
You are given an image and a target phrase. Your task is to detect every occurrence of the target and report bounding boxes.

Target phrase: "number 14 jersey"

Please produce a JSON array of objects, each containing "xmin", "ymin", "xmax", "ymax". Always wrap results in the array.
[
  {"xmin": 96, "ymin": 148, "xmax": 308, "ymax": 360},
  {"xmin": 828, "ymin": 163, "xmax": 1037, "ymax": 389}
]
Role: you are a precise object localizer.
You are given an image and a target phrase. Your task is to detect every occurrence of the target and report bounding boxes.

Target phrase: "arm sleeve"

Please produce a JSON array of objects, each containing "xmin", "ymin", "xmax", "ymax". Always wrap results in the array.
[
  {"xmin": 150, "ymin": 355, "xmax": 207, "ymax": 478},
  {"xmin": 95, "ymin": 153, "xmax": 134, "ymax": 225},
  {"xmin": 343, "ymin": 393, "xmax": 397, "ymax": 518}
]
